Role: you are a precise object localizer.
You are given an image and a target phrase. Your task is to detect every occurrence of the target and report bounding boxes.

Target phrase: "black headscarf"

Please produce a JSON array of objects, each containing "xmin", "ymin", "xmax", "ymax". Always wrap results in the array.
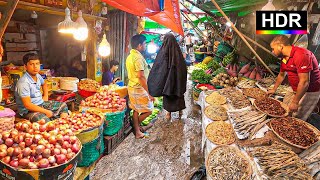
[{"xmin": 148, "ymin": 33, "xmax": 187, "ymax": 97}]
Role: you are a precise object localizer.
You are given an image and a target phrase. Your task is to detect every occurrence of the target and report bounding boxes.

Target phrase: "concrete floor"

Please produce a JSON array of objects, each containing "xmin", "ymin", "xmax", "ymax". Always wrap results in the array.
[{"xmin": 90, "ymin": 80, "xmax": 204, "ymax": 180}]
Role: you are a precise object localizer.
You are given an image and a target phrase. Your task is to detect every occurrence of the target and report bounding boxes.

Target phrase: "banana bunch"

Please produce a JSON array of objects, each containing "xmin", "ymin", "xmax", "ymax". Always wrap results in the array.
[{"xmin": 222, "ymin": 50, "xmax": 236, "ymax": 67}]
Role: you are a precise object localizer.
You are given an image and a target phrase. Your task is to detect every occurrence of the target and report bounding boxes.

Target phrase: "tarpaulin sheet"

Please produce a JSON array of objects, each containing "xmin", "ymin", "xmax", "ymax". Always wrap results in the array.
[
  {"xmin": 102, "ymin": 0, "xmax": 160, "ymax": 16},
  {"xmin": 149, "ymin": 0, "xmax": 184, "ymax": 36},
  {"xmin": 103, "ymin": 0, "xmax": 184, "ymax": 36}
]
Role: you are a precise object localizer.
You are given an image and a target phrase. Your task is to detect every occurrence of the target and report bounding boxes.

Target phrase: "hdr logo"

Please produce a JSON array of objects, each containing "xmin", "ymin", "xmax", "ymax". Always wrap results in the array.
[{"xmin": 256, "ymin": 11, "xmax": 307, "ymax": 34}]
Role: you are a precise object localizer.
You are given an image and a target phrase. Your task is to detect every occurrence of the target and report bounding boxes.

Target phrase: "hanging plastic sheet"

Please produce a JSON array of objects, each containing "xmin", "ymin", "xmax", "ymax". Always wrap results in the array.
[
  {"xmin": 149, "ymin": 0, "xmax": 184, "ymax": 36},
  {"xmin": 102, "ymin": 0, "xmax": 184, "ymax": 36},
  {"xmin": 102, "ymin": 0, "xmax": 161, "ymax": 16}
]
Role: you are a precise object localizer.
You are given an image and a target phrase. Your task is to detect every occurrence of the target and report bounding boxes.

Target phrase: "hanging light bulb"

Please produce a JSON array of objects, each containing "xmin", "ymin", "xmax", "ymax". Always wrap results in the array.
[
  {"xmin": 58, "ymin": 7, "xmax": 77, "ymax": 34},
  {"xmin": 73, "ymin": 10, "xmax": 88, "ymax": 41},
  {"xmin": 98, "ymin": 34, "xmax": 110, "ymax": 57},
  {"xmin": 261, "ymin": 0, "xmax": 276, "ymax": 10},
  {"xmin": 147, "ymin": 40, "xmax": 157, "ymax": 54}
]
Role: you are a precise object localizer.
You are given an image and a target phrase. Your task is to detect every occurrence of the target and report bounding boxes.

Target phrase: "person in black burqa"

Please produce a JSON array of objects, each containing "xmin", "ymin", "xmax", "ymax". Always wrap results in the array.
[{"xmin": 147, "ymin": 33, "xmax": 187, "ymax": 120}]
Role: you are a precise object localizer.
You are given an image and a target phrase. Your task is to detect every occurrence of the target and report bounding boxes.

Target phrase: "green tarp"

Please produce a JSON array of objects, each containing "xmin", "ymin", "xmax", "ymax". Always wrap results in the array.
[{"xmin": 202, "ymin": 0, "xmax": 266, "ymax": 16}]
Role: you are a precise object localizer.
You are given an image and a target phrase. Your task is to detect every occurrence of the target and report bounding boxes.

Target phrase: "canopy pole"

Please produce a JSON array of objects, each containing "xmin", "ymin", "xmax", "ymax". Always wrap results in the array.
[
  {"xmin": 0, "ymin": 0, "xmax": 19, "ymax": 39},
  {"xmin": 181, "ymin": 11, "xmax": 204, "ymax": 37},
  {"xmin": 180, "ymin": 2, "xmax": 225, "ymax": 41},
  {"xmin": 181, "ymin": 12, "xmax": 205, "ymax": 40},
  {"xmin": 184, "ymin": 0, "xmax": 278, "ymax": 60},
  {"xmin": 209, "ymin": 0, "xmax": 275, "ymax": 76}
]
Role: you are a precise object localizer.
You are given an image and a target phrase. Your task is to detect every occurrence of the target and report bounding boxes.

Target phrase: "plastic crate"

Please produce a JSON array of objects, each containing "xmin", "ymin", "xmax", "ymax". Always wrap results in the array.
[{"xmin": 104, "ymin": 116, "xmax": 132, "ymax": 155}]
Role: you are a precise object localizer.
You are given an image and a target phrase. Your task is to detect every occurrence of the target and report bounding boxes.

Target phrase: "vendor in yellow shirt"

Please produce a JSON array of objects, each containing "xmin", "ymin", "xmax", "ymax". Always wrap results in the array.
[{"xmin": 126, "ymin": 35, "xmax": 154, "ymax": 139}]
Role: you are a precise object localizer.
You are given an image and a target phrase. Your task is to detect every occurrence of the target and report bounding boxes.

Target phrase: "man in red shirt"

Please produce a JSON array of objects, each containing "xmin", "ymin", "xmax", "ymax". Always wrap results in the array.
[{"xmin": 267, "ymin": 35, "xmax": 320, "ymax": 120}]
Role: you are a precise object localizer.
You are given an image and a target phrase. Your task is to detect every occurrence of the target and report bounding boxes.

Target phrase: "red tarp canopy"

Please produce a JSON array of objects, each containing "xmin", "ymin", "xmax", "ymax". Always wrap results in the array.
[{"xmin": 102, "ymin": 0, "xmax": 184, "ymax": 36}]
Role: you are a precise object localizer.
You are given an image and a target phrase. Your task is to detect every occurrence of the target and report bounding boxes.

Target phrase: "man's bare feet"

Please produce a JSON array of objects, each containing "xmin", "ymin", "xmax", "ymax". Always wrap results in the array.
[
  {"xmin": 140, "ymin": 122, "xmax": 154, "ymax": 132},
  {"xmin": 135, "ymin": 131, "xmax": 145, "ymax": 139}
]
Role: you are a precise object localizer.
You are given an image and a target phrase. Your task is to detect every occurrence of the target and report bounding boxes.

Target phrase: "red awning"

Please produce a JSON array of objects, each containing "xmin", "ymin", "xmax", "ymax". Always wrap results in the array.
[{"xmin": 102, "ymin": 0, "xmax": 184, "ymax": 36}]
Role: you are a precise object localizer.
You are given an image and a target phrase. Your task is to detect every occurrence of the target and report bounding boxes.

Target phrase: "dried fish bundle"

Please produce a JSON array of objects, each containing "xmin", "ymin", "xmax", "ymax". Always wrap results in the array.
[
  {"xmin": 219, "ymin": 87, "xmax": 251, "ymax": 109},
  {"xmin": 228, "ymin": 109, "xmax": 268, "ymax": 139},
  {"xmin": 256, "ymin": 77, "xmax": 276, "ymax": 89},
  {"xmin": 206, "ymin": 146, "xmax": 252, "ymax": 180},
  {"xmin": 251, "ymin": 142, "xmax": 312, "ymax": 180},
  {"xmin": 299, "ymin": 141, "xmax": 320, "ymax": 178}
]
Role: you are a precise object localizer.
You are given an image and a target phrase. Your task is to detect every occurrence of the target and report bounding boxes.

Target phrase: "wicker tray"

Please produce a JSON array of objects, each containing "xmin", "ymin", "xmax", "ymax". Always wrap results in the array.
[
  {"xmin": 270, "ymin": 117, "xmax": 320, "ymax": 149},
  {"xmin": 206, "ymin": 145, "xmax": 252, "ymax": 180},
  {"xmin": 205, "ymin": 121, "xmax": 235, "ymax": 145},
  {"xmin": 204, "ymin": 105, "xmax": 228, "ymax": 121},
  {"xmin": 253, "ymin": 98, "xmax": 289, "ymax": 118}
]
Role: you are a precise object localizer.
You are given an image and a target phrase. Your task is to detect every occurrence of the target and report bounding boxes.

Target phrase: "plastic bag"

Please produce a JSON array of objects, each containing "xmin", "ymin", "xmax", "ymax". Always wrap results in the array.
[
  {"xmin": 312, "ymin": 22, "xmax": 320, "ymax": 46},
  {"xmin": 294, "ymin": 34, "xmax": 308, "ymax": 48}
]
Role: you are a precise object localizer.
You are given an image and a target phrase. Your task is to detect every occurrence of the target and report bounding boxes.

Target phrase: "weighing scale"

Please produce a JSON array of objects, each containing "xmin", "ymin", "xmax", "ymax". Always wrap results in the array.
[{"xmin": 49, "ymin": 90, "xmax": 76, "ymax": 102}]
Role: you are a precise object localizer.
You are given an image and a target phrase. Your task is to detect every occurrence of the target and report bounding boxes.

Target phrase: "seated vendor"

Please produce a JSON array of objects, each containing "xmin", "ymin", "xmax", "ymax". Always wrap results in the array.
[
  {"xmin": 15, "ymin": 53, "xmax": 69, "ymax": 122},
  {"xmin": 102, "ymin": 60, "xmax": 120, "ymax": 85}
]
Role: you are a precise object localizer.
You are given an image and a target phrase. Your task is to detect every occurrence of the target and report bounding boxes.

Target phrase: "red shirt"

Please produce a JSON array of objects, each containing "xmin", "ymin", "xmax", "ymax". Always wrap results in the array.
[{"xmin": 280, "ymin": 46, "xmax": 320, "ymax": 92}]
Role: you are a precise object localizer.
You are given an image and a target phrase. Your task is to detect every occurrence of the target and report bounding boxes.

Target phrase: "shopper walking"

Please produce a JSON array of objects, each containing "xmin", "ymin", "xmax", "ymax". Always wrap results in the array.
[
  {"xmin": 126, "ymin": 34, "xmax": 154, "ymax": 139},
  {"xmin": 148, "ymin": 33, "xmax": 187, "ymax": 120}
]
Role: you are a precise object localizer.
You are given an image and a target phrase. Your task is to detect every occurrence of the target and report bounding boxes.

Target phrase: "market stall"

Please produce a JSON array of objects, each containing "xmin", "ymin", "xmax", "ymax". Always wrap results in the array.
[{"xmin": 197, "ymin": 81, "xmax": 319, "ymax": 179}]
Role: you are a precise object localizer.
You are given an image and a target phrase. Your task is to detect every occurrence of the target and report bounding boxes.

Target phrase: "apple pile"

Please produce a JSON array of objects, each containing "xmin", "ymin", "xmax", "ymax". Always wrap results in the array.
[
  {"xmin": 0, "ymin": 120, "xmax": 81, "ymax": 169},
  {"xmin": 80, "ymin": 89, "xmax": 126, "ymax": 111},
  {"xmin": 51, "ymin": 112, "xmax": 103, "ymax": 134}
]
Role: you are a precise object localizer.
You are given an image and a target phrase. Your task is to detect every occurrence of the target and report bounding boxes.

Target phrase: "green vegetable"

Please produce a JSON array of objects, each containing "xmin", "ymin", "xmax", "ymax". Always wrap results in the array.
[
  {"xmin": 207, "ymin": 60, "xmax": 220, "ymax": 71},
  {"xmin": 191, "ymin": 69, "xmax": 212, "ymax": 84},
  {"xmin": 213, "ymin": 67, "xmax": 227, "ymax": 76}
]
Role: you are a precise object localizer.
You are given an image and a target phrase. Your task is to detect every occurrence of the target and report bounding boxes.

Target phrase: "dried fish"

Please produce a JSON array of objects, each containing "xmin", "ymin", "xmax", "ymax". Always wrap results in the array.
[
  {"xmin": 251, "ymin": 142, "xmax": 312, "ymax": 180},
  {"xmin": 228, "ymin": 109, "xmax": 268, "ymax": 139},
  {"xmin": 207, "ymin": 146, "xmax": 251, "ymax": 180}
]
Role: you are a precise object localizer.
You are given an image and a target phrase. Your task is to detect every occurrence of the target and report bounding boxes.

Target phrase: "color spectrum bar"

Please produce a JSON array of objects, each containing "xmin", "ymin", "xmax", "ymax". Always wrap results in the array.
[{"xmin": 256, "ymin": 30, "xmax": 307, "ymax": 34}]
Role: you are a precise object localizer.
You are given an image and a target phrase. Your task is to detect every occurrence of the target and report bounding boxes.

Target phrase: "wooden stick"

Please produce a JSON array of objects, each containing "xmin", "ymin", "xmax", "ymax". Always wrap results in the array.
[
  {"xmin": 210, "ymin": 0, "xmax": 275, "ymax": 76},
  {"xmin": 181, "ymin": 11, "xmax": 204, "ymax": 37},
  {"xmin": 184, "ymin": 0, "xmax": 278, "ymax": 61},
  {"xmin": 181, "ymin": 12, "xmax": 205, "ymax": 39},
  {"xmin": 242, "ymin": 33, "xmax": 277, "ymax": 59},
  {"xmin": 0, "ymin": 0, "xmax": 19, "ymax": 40}
]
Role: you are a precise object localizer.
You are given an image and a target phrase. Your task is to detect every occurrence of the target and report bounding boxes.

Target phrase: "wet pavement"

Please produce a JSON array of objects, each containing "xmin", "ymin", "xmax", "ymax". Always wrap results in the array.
[{"xmin": 90, "ymin": 79, "xmax": 204, "ymax": 180}]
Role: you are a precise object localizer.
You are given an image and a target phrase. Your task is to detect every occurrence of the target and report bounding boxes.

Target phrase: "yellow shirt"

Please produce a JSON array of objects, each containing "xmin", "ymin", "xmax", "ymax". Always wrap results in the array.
[{"xmin": 126, "ymin": 49, "xmax": 149, "ymax": 88}]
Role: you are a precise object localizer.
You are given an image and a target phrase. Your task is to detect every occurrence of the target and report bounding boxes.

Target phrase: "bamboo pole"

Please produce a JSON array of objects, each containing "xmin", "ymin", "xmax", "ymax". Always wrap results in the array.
[
  {"xmin": 242, "ymin": 33, "xmax": 277, "ymax": 58},
  {"xmin": 209, "ymin": 0, "xmax": 275, "ymax": 76},
  {"xmin": 184, "ymin": 0, "xmax": 278, "ymax": 60},
  {"xmin": 181, "ymin": 12, "xmax": 205, "ymax": 39},
  {"xmin": 0, "ymin": 0, "xmax": 19, "ymax": 39},
  {"xmin": 181, "ymin": 11, "xmax": 204, "ymax": 37},
  {"xmin": 180, "ymin": 2, "xmax": 224, "ymax": 40}
]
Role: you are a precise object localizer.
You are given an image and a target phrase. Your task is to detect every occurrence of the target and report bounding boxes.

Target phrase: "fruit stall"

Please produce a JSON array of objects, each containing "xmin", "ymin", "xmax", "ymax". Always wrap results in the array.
[{"xmin": 0, "ymin": 74, "xmax": 164, "ymax": 180}]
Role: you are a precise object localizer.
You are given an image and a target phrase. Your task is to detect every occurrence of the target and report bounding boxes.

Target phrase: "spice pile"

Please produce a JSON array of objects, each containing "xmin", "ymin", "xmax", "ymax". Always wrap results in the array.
[
  {"xmin": 254, "ymin": 97, "xmax": 287, "ymax": 116},
  {"xmin": 270, "ymin": 117, "xmax": 318, "ymax": 148},
  {"xmin": 242, "ymin": 88, "xmax": 267, "ymax": 100}
]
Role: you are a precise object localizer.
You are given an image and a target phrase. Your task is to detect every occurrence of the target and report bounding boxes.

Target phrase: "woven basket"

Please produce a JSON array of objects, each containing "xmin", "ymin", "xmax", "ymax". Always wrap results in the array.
[
  {"xmin": 77, "ymin": 130, "xmax": 104, "ymax": 167},
  {"xmin": 0, "ymin": 116, "xmax": 15, "ymax": 133},
  {"xmin": 103, "ymin": 109, "xmax": 126, "ymax": 136}
]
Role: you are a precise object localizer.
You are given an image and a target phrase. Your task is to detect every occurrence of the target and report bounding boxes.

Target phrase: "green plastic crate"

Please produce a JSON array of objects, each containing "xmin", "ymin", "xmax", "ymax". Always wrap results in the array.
[
  {"xmin": 77, "ymin": 127, "xmax": 104, "ymax": 167},
  {"xmin": 103, "ymin": 109, "xmax": 126, "ymax": 136}
]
